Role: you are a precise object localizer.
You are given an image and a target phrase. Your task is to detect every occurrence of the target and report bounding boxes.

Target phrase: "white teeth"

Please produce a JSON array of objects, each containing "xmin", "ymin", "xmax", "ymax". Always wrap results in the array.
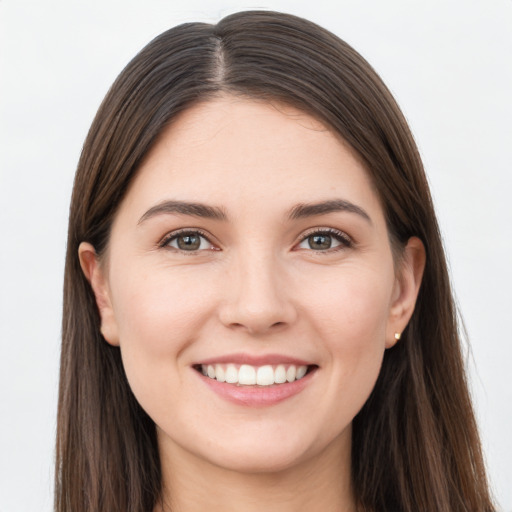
[
  {"xmin": 296, "ymin": 365, "xmax": 307, "ymax": 379},
  {"xmin": 239, "ymin": 364, "xmax": 256, "ymax": 385},
  {"xmin": 256, "ymin": 365, "xmax": 274, "ymax": 386},
  {"xmin": 215, "ymin": 364, "xmax": 226, "ymax": 382},
  {"xmin": 200, "ymin": 363, "xmax": 310, "ymax": 386},
  {"xmin": 225, "ymin": 364, "xmax": 238, "ymax": 383},
  {"xmin": 275, "ymin": 365, "xmax": 287, "ymax": 384},
  {"xmin": 286, "ymin": 365, "xmax": 296, "ymax": 382}
]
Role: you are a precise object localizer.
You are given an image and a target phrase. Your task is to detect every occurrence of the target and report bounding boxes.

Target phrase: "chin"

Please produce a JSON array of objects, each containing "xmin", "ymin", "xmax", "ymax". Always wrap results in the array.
[
  {"xmin": 206, "ymin": 442, "xmax": 312, "ymax": 475},
  {"xmin": 188, "ymin": 423, "xmax": 350, "ymax": 476}
]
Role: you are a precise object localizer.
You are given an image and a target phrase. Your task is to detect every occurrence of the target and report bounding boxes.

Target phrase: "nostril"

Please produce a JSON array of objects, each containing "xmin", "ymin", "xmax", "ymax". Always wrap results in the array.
[{"xmin": 227, "ymin": 321, "xmax": 287, "ymax": 333}]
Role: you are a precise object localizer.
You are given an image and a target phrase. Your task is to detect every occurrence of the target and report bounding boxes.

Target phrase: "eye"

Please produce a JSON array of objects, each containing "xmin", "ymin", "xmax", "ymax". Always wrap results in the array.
[
  {"xmin": 160, "ymin": 230, "xmax": 216, "ymax": 252},
  {"xmin": 296, "ymin": 229, "xmax": 352, "ymax": 252}
]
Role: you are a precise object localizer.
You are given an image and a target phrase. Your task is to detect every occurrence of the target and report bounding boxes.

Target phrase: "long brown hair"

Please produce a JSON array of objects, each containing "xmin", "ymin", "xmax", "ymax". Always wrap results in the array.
[{"xmin": 56, "ymin": 10, "xmax": 495, "ymax": 512}]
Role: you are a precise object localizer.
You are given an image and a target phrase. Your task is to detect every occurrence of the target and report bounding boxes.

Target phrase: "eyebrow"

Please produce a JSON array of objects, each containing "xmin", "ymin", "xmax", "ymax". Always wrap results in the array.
[
  {"xmin": 287, "ymin": 199, "xmax": 372, "ymax": 223},
  {"xmin": 138, "ymin": 198, "xmax": 371, "ymax": 225},
  {"xmin": 138, "ymin": 200, "xmax": 228, "ymax": 224}
]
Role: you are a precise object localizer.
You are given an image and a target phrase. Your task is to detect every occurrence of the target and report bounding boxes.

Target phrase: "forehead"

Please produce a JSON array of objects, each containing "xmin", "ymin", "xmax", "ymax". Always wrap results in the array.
[{"xmin": 118, "ymin": 96, "xmax": 383, "ymax": 224}]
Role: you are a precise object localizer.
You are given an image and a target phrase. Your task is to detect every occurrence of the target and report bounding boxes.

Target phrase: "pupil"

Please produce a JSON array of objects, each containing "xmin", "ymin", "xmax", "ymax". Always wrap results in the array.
[
  {"xmin": 309, "ymin": 234, "xmax": 331, "ymax": 250},
  {"xmin": 178, "ymin": 235, "xmax": 200, "ymax": 250}
]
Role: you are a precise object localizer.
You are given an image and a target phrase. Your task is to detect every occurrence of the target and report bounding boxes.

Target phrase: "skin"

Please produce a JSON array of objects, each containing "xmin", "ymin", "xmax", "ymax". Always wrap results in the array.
[{"xmin": 80, "ymin": 96, "xmax": 425, "ymax": 512}]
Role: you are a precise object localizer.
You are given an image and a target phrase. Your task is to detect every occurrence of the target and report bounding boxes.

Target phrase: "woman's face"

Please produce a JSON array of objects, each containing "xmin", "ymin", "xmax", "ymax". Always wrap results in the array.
[{"xmin": 81, "ymin": 96, "xmax": 422, "ymax": 474}]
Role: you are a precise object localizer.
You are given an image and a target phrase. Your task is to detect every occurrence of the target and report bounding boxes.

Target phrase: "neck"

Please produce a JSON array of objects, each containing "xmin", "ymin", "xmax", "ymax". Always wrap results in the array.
[{"xmin": 154, "ymin": 430, "xmax": 356, "ymax": 512}]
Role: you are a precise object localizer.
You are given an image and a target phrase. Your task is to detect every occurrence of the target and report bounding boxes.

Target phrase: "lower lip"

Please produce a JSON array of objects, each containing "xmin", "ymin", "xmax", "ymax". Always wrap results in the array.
[{"xmin": 197, "ymin": 369, "xmax": 316, "ymax": 407}]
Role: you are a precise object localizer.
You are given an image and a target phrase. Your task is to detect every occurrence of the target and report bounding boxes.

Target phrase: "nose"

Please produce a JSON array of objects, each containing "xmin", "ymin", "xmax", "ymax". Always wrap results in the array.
[{"xmin": 218, "ymin": 251, "xmax": 297, "ymax": 335}]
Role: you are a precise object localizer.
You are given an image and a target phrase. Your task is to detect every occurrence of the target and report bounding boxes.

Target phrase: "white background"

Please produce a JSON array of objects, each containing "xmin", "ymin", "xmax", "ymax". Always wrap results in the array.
[{"xmin": 1, "ymin": 1, "xmax": 511, "ymax": 510}]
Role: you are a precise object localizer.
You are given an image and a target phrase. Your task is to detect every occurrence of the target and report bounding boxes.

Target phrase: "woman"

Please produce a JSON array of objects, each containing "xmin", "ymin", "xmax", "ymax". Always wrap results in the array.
[{"xmin": 55, "ymin": 10, "xmax": 495, "ymax": 512}]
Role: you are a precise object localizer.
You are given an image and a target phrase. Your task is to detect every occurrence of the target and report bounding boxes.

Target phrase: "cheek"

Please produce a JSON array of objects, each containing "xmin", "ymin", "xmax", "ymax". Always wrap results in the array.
[
  {"xmin": 108, "ymin": 267, "xmax": 217, "ymax": 402},
  {"xmin": 111, "ymin": 266, "xmax": 213, "ymax": 351},
  {"xmin": 305, "ymin": 264, "xmax": 393, "ymax": 342},
  {"xmin": 304, "ymin": 265, "xmax": 393, "ymax": 398}
]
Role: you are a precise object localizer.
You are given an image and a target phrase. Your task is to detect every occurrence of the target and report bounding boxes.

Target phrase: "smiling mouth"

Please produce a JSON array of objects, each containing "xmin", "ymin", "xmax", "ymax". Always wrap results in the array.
[{"xmin": 193, "ymin": 363, "xmax": 317, "ymax": 386}]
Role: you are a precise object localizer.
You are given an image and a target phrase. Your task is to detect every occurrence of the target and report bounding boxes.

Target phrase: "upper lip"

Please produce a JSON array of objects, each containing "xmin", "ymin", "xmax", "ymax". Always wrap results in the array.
[{"xmin": 195, "ymin": 353, "xmax": 315, "ymax": 367}]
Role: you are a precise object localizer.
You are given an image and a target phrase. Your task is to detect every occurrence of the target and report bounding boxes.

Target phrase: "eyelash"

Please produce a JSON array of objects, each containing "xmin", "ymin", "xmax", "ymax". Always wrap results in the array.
[
  {"xmin": 158, "ymin": 228, "xmax": 217, "ymax": 253},
  {"xmin": 296, "ymin": 228, "xmax": 353, "ymax": 253},
  {"xmin": 158, "ymin": 227, "xmax": 353, "ymax": 254}
]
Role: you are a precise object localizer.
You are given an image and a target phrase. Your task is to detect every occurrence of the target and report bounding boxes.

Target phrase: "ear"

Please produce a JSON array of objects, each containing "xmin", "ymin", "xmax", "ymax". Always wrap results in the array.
[
  {"xmin": 78, "ymin": 242, "xmax": 120, "ymax": 346},
  {"xmin": 386, "ymin": 237, "xmax": 426, "ymax": 348}
]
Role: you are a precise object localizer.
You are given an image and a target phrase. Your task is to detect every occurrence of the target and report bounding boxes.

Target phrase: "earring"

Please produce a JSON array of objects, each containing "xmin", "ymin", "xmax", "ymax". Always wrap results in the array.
[{"xmin": 394, "ymin": 332, "xmax": 401, "ymax": 341}]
